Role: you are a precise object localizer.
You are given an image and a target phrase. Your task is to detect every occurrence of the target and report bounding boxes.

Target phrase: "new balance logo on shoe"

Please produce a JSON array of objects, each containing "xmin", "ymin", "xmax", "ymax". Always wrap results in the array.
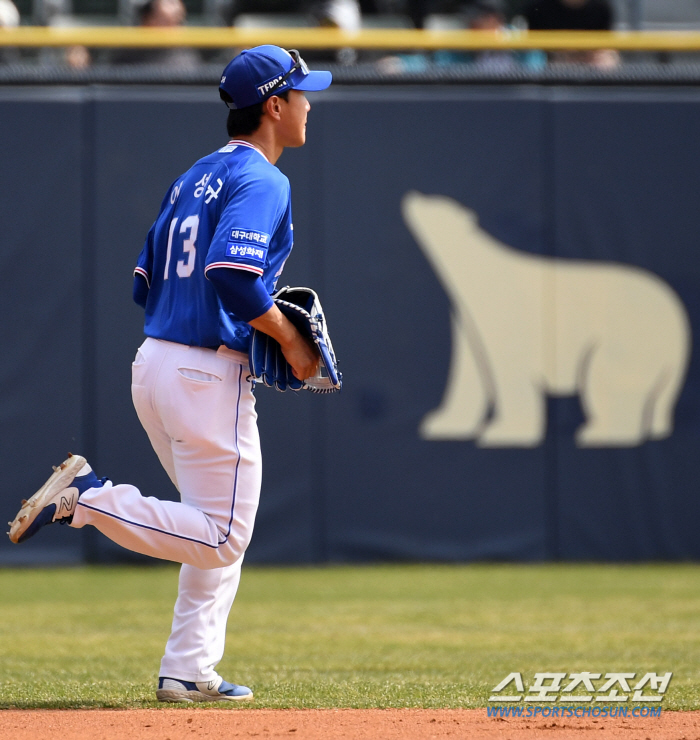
[
  {"xmin": 7, "ymin": 454, "xmax": 105, "ymax": 544},
  {"xmin": 56, "ymin": 493, "xmax": 76, "ymax": 519}
]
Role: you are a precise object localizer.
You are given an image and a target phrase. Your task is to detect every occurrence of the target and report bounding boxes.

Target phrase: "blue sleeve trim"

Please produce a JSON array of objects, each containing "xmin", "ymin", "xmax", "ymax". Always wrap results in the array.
[{"xmin": 207, "ymin": 266, "xmax": 273, "ymax": 323}]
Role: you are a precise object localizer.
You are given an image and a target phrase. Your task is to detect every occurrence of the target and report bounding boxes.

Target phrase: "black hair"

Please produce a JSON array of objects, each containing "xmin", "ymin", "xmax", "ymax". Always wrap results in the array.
[
  {"xmin": 137, "ymin": 0, "xmax": 155, "ymax": 23},
  {"xmin": 219, "ymin": 89, "xmax": 290, "ymax": 138}
]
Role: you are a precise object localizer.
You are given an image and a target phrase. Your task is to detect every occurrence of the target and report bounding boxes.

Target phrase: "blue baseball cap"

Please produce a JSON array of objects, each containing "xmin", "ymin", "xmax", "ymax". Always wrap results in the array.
[{"xmin": 219, "ymin": 45, "xmax": 332, "ymax": 110}]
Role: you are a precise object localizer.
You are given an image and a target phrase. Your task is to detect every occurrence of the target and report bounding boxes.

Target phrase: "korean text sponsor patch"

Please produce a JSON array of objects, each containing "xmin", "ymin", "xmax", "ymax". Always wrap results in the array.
[
  {"xmin": 226, "ymin": 241, "xmax": 268, "ymax": 263},
  {"xmin": 230, "ymin": 228, "xmax": 270, "ymax": 245},
  {"xmin": 227, "ymin": 229, "xmax": 270, "ymax": 264}
]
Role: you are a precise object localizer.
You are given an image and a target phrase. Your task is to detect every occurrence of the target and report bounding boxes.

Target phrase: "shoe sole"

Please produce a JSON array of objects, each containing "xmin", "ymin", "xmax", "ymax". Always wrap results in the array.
[
  {"xmin": 8, "ymin": 454, "xmax": 86, "ymax": 544},
  {"xmin": 156, "ymin": 689, "xmax": 254, "ymax": 702}
]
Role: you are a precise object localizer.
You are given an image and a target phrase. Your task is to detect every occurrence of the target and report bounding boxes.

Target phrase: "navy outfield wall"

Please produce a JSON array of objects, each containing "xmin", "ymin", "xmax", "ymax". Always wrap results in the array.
[{"xmin": 1, "ymin": 85, "xmax": 699, "ymax": 565}]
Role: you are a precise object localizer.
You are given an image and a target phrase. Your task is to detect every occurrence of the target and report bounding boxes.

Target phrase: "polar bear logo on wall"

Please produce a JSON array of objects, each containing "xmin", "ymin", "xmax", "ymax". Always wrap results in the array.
[{"xmin": 402, "ymin": 192, "xmax": 691, "ymax": 447}]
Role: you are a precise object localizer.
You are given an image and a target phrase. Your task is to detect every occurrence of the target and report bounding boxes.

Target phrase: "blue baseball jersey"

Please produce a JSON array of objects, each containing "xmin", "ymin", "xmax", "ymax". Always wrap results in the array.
[{"xmin": 134, "ymin": 140, "xmax": 293, "ymax": 352}]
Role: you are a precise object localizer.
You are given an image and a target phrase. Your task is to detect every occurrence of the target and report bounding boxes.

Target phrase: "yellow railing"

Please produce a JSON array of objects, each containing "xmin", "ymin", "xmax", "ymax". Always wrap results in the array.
[{"xmin": 2, "ymin": 27, "xmax": 700, "ymax": 51}]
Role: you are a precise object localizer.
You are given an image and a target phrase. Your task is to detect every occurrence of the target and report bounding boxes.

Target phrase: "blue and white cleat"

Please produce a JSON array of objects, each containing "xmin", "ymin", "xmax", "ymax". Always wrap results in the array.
[
  {"xmin": 7, "ymin": 454, "xmax": 103, "ymax": 544},
  {"xmin": 156, "ymin": 677, "xmax": 254, "ymax": 702}
]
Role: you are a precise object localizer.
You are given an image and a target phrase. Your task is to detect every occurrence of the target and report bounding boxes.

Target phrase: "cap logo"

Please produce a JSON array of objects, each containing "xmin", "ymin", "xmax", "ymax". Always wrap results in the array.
[
  {"xmin": 221, "ymin": 75, "xmax": 226, "ymax": 83},
  {"xmin": 257, "ymin": 74, "xmax": 289, "ymax": 97}
]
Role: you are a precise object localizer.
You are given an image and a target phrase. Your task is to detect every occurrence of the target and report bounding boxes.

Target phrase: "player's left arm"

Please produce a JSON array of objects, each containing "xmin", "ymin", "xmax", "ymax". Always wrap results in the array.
[
  {"xmin": 133, "ymin": 178, "xmax": 183, "ymax": 310},
  {"xmin": 133, "ymin": 274, "xmax": 149, "ymax": 308},
  {"xmin": 133, "ymin": 222, "xmax": 156, "ymax": 308}
]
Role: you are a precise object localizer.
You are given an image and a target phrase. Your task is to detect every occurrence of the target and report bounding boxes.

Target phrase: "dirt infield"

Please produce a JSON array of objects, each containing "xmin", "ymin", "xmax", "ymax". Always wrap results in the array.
[{"xmin": 1, "ymin": 709, "xmax": 698, "ymax": 740}]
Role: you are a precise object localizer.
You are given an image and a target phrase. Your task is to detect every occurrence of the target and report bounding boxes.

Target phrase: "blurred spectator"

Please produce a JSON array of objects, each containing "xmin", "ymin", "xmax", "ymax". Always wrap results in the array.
[
  {"xmin": 316, "ymin": 0, "xmax": 361, "ymax": 30},
  {"xmin": 380, "ymin": 0, "xmax": 545, "ymax": 73},
  {"xmin": 112, "ymin": 0, "xmax": 201, "ymax": 66},
  {"xmin": 141, "ymin": 0, "xmax": 187, "ymax": 26},
  {"xmin": 23, "ymin": 0, "xmax": 93, "ymax": 68},
  {"xmin": 405, "ymin": 0, "xmax": 506, "ymax": 29},
  {"xmin": 433, "ymin": 0, "xmax": 517, "ymax": 69},
  {"xmin": 65, "ymin": 44, "xmax": 92, "ymax": 68},
  {"xmin": 312, "ymin": 0, "xmax": 361, "ymax": 64},
  {"xmin": 0, "ymin": 0, "xmax": 19, "ymax": 26},
  {"xmin": 522, "ymin": 0, "xmax": 620, "ymax": 68},
  {"xmin": 0, "ymin": 0, "xmax": 19, "ymax": 64},
  {"xmin": 471, "ymin": 0, "xmax": 501, "ymax": 27},
  {"xmin": 471, "ymin": 0, "xmax": 528, "ymax": 67}
]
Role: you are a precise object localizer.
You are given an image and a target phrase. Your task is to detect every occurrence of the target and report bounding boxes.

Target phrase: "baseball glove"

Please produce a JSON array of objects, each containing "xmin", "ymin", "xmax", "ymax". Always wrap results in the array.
[{"xmin": 249, "ymin": 286, "xmax": 342, "ymax": 393}]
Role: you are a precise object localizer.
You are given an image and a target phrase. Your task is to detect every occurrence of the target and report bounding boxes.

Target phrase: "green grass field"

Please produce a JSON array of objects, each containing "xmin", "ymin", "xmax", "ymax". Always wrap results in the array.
[{"xmin": 0, "ymin": 564, "xmax": 698, "ymax": 710}]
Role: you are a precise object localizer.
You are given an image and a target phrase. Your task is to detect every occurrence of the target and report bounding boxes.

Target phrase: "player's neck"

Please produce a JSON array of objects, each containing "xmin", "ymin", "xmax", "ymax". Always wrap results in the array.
[{"xmin": 233, "ymin": 132, "xmax": 283, "ymax": 165}]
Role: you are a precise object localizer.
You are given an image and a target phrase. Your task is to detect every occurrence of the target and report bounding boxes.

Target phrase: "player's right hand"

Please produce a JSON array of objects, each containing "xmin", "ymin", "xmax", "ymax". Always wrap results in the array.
[
  {"xmin": 280, "ymin": 333, "xmax": 320, "ymax": 381},
  {"xmin": 248, "ymin": 302, "xmax": 320, "ymax": 381}
]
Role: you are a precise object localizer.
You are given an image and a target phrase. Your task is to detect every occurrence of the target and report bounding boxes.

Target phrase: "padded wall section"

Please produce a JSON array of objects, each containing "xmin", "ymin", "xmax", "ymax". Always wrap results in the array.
[
  {"xmin": 0, "ymin": 89, "xmax": 85, "ymax": 564},
  {"xmin": 550, "ymin": 89, "xmax": 700, "ymax": 559},
  {"xmin": 2, "ymin": 86, "xmax": 700, "ymax": 564},
  {"xmin": 314, "ymin": 89, "xmax": 550, "ymax": 560}
]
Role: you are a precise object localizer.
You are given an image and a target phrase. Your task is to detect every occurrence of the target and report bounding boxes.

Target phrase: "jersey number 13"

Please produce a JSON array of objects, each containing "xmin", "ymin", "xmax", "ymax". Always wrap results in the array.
[{"xmin": 164, "ymin": 215, "xmax": 199, "ymax": 280}]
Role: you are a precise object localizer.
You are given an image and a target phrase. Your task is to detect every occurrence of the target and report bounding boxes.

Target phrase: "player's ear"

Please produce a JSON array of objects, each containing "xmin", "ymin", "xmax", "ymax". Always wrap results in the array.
[{"xmin": 263, "ymin": 95, "xmax": 284, "ymax": 121}]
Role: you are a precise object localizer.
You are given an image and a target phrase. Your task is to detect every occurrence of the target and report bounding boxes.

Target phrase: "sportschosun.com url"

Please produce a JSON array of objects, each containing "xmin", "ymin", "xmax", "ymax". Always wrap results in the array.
[{"xmin": 487, "ymin": 705, "xmax": 663, "ymax": 718}]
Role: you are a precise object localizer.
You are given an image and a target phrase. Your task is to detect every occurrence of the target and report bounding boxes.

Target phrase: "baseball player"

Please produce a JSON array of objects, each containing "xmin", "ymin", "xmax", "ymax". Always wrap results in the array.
[{"xmin": 8, "ymin": 45, "xmax": 331, "ymax": 702}]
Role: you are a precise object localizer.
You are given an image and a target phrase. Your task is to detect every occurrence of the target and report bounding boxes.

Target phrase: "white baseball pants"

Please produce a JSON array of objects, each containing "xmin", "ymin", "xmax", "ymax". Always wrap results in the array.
[{"xmin": 71, "ymin": 337, "xmax": 262, "ymax": 682}]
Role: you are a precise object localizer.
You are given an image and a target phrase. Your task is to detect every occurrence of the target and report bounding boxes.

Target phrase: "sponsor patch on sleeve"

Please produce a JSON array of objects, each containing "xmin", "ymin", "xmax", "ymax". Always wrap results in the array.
[
  {"xmin": 226, "ymin": 241, "xmax": 268, "ymax": 264},
  {"xmin": 230, "ymin": 228, "xmax": 270, "ymax": 245},
  {"xmin": 226, "ymin": 229, "xmax": 270, "ymax": 263}
]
